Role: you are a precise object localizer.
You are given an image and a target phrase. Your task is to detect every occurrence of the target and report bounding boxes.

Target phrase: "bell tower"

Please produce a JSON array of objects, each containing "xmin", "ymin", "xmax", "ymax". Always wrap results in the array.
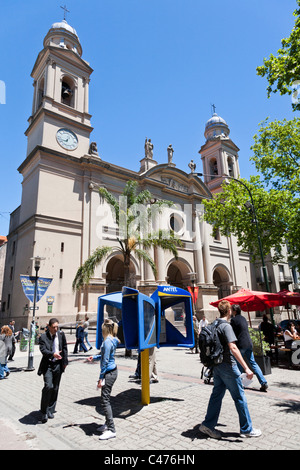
[
  {"xmin": 25, "ymin": 18, "xmax": 93, "ymax": 158},
  {"xmin": 199, "ymin": 111, "xmax": 240, "ymax": 194}
]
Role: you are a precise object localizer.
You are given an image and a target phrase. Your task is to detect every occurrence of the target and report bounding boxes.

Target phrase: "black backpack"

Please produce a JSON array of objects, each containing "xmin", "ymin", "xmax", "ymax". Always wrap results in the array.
[{"xmin": 199, "ymin": 319, "xmax": 224, "ymax": 368}]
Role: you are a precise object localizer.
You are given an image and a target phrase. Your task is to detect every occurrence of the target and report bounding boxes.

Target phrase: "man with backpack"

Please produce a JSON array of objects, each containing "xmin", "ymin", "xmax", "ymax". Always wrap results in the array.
[{"xmin": 199, "ymin": 300, "xmax": 262, "ymax": 439}]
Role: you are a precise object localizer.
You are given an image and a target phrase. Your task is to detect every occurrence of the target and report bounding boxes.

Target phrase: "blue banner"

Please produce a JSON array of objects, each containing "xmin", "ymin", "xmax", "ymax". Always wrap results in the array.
[{"xmin": 20, "ymin": 275, "xmax": 53, "ymax": 303}]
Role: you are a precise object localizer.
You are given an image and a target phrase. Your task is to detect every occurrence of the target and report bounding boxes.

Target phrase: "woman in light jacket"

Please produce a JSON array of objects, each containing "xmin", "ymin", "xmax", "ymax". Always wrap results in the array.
[
  {"xmin": 88, "ymin": 319, "xmax": 119, "ymax": 440},
  {"xmin": 0, "ymin": 325, "xmax": 14, "ymax": 379}
]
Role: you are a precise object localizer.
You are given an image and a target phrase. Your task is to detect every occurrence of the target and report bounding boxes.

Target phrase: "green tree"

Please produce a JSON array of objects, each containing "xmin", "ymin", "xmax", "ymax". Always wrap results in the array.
[
  {"xmin": 250, "ymin": 117, "xmax": 300, "ymax": 269},
  {"xmin": 251, "ymin": 117, "xmax": 300, "ymax": 193},
  {"xmin": 256, "ymin": 0, "xmax": 300, "ymax": 111},
  {"xmin": 202, "ymin": 176, "xmax": 293, "ymax": 266},
  {"xmin": 72, "ymin": 180, "xmax": 183, "ymax": 291}
]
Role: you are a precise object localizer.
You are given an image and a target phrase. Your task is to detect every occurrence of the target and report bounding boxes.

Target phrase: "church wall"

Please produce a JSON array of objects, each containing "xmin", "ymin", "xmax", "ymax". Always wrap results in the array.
[
  {"xmin": 36, "ymin": 160, "xmax": 83, "ymax": 222},
  {"xmin": 19, "ymin": 166, "xmax": 39, "ymax": 227}
]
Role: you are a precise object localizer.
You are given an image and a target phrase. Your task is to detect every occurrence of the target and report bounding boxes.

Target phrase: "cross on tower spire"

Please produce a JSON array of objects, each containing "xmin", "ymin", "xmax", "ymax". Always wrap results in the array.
[
  {"xmin": 60, "ymin": 4, "xmax": 70, "ymax": 21},
  {"xmin": 211, "ymin": 103, "xmax": 216, "ymax": 115}
]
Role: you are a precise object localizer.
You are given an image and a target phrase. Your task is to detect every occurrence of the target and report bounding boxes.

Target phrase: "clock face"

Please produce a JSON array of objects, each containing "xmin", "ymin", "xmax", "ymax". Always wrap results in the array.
[{"xmin": 56, "ymin": 128, "xmax": 78, "ymax": 150}]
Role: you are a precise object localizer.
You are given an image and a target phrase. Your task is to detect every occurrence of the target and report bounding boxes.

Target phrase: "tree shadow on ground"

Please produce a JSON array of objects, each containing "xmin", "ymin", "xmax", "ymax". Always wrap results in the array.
[
  {"xmin": 273, "ymin": 400, "xmax": 300, "ymax": 414},
  {"xmin": 272, "ymin": 381, "xmax": 299, "ymax": 390}
]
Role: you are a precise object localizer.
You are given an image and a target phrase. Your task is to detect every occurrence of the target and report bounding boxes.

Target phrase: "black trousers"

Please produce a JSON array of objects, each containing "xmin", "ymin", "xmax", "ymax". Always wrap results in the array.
[
  {"xmin": 40, "ymin": 361, "xmax": 62, "ymax": 414},
  {"xmin": 101, "ymin": 368, "xmax": 118, "ymax": 432}
]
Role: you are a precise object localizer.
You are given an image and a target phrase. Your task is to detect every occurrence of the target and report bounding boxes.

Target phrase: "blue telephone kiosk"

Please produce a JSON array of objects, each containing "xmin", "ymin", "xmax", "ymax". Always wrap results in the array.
[
  {"xmin": 151, "ymin": 285, "xmax": 194, "ymax": 348},
  {"xmin": 121, "ymin": 287, "xmax": 157, "ymax": 351},
  {"xmin": 97, "ymin": 285, "xmax": 194, "ymax": 405},
  {"xmin": 97, "ymin": 285, "xmax": 195, "ymax": 351},
  {"xmin": 96, "ymin": 291, "xmax": 124, "ymax": 349}
]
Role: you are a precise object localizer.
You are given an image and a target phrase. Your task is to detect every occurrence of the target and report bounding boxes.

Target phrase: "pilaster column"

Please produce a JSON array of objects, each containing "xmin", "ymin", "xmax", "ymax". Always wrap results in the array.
[{"xmin": 194, "ymin": 210, "xmax": 205, "ymax": 283}]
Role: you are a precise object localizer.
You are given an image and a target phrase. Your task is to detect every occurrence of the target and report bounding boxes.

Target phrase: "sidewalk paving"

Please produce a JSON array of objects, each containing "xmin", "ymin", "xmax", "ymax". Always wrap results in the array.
[{"xmin": 0, "ymin": 335, "xmax": 299, "ymax": 452}]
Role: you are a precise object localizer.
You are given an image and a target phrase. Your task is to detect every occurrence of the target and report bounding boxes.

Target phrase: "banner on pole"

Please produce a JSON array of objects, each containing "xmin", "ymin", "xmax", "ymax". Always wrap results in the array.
[
  {"xmin": 20, "ymin": 275, "xmax": 53, "ymax": 303},
  {"xmin": 187, "ymin": 286, "xmax": 199, "ymax": 305}
]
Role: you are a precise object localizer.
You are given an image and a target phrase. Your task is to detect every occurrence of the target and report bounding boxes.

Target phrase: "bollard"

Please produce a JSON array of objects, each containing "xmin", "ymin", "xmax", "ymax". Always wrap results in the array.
[{"xmin": 140, "ymin": 349, "xmax": 150, "ymax": 405}]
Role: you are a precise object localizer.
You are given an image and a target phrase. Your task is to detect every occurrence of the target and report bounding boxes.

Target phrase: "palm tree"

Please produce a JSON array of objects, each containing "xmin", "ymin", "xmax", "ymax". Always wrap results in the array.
[{"xmin": 72, "ymin": 180, "xmax": 183, "ymax": 291}]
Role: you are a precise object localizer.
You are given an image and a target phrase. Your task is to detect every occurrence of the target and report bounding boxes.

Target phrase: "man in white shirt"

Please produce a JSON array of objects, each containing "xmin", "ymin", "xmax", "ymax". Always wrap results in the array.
[
  {"xmin": 38, "ymin": 318, "xmax": 68, "ymax": 423},
  {"xmin": 199, "ymin": 315, "xmax": 208, "ymax": 333}
]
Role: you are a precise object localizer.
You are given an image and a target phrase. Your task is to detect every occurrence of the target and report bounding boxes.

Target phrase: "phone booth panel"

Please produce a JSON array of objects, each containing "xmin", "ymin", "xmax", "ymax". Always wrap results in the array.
[
  {"xmin": 122, "ymin": 286, "xmax": 157, "ymax": 351},
  {"xmin": 96, "ymin": 292, "xmax": 124, "ymax": 349},
  {"xmin": 151, "ymin": 285, "xmax": 194, "ymax": 348}
]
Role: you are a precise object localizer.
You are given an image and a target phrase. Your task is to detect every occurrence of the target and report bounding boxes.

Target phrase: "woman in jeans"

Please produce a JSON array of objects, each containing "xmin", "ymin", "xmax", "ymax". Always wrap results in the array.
[
  {"xmin": 88, "ymin": 319, "xmax": 120, "ymax": 440},
  {"xmin": 0, "ymin": 326, "xmax": 14, "ymax": 379}
]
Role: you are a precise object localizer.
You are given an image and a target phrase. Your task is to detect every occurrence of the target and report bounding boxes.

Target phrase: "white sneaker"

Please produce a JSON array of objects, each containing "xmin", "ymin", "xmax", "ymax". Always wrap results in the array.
[
  {"xmin": 99, "ymin": 430, "xmax": 116, "ymax": 440},
  {"xmin": 199, "ymin": 423, "xmax": 222, "ymax": 439},
  {"xmin": 97, "ymin": 424, "xmax": 108, "ymax": 432},
  {"xmin": 240, "ymin": 428, "xmax": 262, "ymax": 438}
]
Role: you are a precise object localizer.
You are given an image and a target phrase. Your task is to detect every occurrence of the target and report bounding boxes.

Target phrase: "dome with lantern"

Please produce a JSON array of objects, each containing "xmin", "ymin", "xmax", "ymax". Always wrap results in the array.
[
  {"xmin": 43, "ymin": 19, "xmax": 82, "ymax": 57},
  {"xmin": 204, "ymin": 112, "xmax": 230, "ymax": 141}
]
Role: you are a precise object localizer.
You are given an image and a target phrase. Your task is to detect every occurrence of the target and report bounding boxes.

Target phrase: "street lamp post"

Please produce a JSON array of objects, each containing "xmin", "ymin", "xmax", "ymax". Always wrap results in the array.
[
  {"xmin": 25, "ymin": 256, "xmax": 45, "ymax": 371},
  {"xmin": 196, "ymin": 173, "xmax": 275, "ymax": 326}
]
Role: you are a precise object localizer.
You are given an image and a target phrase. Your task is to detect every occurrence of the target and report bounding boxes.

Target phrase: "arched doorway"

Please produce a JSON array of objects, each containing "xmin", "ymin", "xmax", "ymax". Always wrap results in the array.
[
  {"xmin": 167, "ymin": 259, "xmax": 192, "ymax": 289},
  {"xmin": 166, "ymin": 260, "xmax": 193, "ymax": 333},
  {"xmin": 105, "ymin": 254, "xmax": 136, "ymax": 293},
  {"xmin": 213, "ymin": 265, "xmax": 232, "ymax": 299}
]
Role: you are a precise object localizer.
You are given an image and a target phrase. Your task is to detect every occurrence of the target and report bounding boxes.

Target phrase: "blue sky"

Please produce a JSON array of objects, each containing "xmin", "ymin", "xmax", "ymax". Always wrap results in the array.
[{"xmin": 0, "ymin": 0, "xmax": 297, "ymax": 236}]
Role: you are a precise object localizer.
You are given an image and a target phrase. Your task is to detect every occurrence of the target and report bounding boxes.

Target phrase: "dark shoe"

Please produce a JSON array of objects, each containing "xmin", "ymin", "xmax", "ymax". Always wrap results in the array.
[
  {"xmin": 260, "ymin": 383, "xmax": 268, "ymax": 392},
  {"xmin": 47, "ymin": 411, "xmax": 54, "ymax": 419},
  {"xmin": 40, "ymin": 414, "xmax": 48, "ymax": 423}
]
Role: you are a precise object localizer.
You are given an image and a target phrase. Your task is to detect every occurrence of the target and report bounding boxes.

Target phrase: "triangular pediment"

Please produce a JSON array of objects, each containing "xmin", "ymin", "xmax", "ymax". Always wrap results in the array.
[
  {"xmin": 141, "ymin": 164, "xmax": 212, "ymax": 199},
  {"xmin": 31, "ymin": 46, "xmax": 93, "ymax": 78}
]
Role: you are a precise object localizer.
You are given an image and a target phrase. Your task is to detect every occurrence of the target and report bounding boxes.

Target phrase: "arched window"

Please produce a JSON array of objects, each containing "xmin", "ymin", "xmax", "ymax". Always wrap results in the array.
[
  {"xmin": 209, "ymin": 158, "xmax": 218, "ymax": 179},
  {"xmin": 37, "ymin": 77, "xmax": 45, "ymax": 109},
  {"xmin": 227, "ymin": 156, "xmax": 234, "ymax": 177},
  {"xmin": 61, "ymin": 76, "xmax": 75, "ymax": 107}
]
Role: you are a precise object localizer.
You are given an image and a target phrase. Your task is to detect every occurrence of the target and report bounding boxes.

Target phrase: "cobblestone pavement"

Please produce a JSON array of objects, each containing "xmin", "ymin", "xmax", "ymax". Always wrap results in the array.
[{"xmin": 0, "ymin": 336, "xmax": 299, "ymax": 453}]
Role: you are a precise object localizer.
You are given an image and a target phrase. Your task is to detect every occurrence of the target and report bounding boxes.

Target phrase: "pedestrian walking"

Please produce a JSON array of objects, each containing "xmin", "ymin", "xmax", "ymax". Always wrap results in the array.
[
  {"xmin": 37, "ymin": 318, "xmax": 68, "ymax": 423},
  {"xmin": 73, "ymin": 321, "xmax": 88, "ymax": 353},
  {"xmin": 190, "ymin": 316, "xmax": 199, "ymax": 353},
  {"xmin": 8, "ymin": 321, "xmax": 16, "ymax": 360},
  {"xmin": 199, "ymin": 300, "xmax": 262, "ymax": 439},
  {"xmin": 0, "ymin": 326, "xmax": 13, "ymax": 379},
  {"xmin": 149, "ymin": 346, "xmax": 159, "ymax": 383},
  {"xmin": 82, "ymin": 315, "xmax": 93, "ymax": 351},
  {"xmin": 199, "ymin": 314, "xmax": 208, "ymax": 333},
  {"xmin": 231, "ymin": 304, "xmax": 268, "ymax": 392},
  {"xmin": 88, "ymin": 319, "xmax": 120, "ymax": 440}
]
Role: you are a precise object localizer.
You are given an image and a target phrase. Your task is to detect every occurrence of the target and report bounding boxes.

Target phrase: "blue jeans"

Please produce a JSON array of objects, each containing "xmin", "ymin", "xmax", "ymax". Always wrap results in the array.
[
  {"xmin": 0, "ymin": 363, "xmax": 10, "ymax": 379},
  {"xmin": 203, "ymin": 362, "xmax": 253, "ymax": 434},
  {"xmin": 237, "ymin": 349, "xmax": 267, "ymax": 386},
  {"xmin": 84, "ymin": 331, "xmax": 92, "ymax": 349}
]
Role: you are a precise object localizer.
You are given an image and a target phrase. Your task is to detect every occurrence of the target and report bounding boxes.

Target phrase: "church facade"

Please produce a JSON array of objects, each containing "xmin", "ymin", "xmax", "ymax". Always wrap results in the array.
[{"xmin": 1, "ymin": 19, "xmax": 258, "ymax": 329}]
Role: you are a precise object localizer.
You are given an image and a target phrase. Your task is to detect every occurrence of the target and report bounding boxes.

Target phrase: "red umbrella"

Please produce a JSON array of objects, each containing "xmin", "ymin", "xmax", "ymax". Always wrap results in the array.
[
  {"xmin": 210, "ymin": 288, "xmax": 283, "ymax": 327},
  {"xmin": 276, "ymin": 289, "xmax": 300, "ymax": 306}
]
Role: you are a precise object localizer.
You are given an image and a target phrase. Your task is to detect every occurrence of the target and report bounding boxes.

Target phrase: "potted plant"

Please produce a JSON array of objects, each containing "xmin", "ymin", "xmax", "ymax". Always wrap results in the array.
[{"xmin": 249, "ymin": 328, "xmax": 272, "ymax": 375}]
